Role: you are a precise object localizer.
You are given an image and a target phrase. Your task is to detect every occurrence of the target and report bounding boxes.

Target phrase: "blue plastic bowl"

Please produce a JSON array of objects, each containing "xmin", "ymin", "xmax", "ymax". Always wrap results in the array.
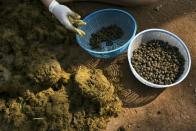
[{"xmin": 76, "ymin": 9, "xmax": 137, "ymax": 58}]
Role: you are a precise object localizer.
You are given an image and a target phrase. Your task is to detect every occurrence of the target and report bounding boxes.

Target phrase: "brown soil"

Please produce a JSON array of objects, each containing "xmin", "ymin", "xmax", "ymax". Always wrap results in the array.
[{"xmin": 0, "ymin": 0, "xmax": 196, "ymax": 131}]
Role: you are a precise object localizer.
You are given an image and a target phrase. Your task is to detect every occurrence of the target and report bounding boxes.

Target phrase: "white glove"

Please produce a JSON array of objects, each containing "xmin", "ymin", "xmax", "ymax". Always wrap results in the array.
[{"xmin": 49, "ymin": 0, "xmax": 86, "ymax": 36}]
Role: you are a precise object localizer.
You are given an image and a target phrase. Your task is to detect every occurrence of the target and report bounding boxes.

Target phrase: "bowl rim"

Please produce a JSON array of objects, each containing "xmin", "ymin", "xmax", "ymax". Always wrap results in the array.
[
  {"xmin": 127, "ymin": 28, "xmax": 191, "ymax": 88},
  {"xmin": 76, "ymin": 8, "xmax": 137, "ymax": 54}
]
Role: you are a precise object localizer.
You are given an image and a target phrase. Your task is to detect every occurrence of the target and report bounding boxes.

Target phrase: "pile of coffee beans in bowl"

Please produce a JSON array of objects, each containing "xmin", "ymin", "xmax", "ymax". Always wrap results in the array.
[
  {"xmin": 131, "ymin": 40, "xmax": 185, "ymax": 85},
  {"xmin": 89, "ymin": 24, "xmax": 124, "ymax": 50}
]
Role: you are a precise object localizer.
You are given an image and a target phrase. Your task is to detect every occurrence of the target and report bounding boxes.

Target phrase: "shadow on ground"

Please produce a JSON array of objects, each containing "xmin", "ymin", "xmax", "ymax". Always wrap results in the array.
[{"xmin": 83, "ymin": 54, "xmax": 165, "ymax": 108}]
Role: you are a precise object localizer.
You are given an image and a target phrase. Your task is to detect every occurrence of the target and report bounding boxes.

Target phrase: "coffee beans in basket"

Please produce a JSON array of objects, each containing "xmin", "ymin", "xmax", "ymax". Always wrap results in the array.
[
  {"xmin": 131, "ymin": 40, "xmax": 185, "ymax": 85},
  {"xmin": 89, "ymin": 25, "xmax": 124, "ymax": 50}
]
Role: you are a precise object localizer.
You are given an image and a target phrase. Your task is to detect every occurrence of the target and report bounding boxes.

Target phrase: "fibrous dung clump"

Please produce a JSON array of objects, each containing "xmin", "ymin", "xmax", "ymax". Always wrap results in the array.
[
  {"xmin": 131, "ymin": 40, "xmax": 185, "ymax": 85},
  {"xmin": 75, "ymin": 66, "xmax": 122, "ymax": 116},
  {"xmin": 27, "ymin": 57, "xmax": 70, "ymax": 87},
  {"xmin": 0, "ymin": 64, "xmax": 28, "ymax": 96},
  {"xmin": 89, "ymin": 25, "xmax": 124, "ymax": 49},
  {"xmin": 0, "ymin": 87, "xmax": 73, "ymax": 131},
  {"xmin": 0, "ymin": 65, "xmax": 11, "ymax": 84},
  {"xmin": 0, "ymin": 65, "xmax": 11, "ymax": 93}
]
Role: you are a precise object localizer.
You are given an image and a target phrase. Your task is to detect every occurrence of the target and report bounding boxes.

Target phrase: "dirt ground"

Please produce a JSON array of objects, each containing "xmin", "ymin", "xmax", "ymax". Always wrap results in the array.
[{"xmin": 0, "ymin": 0, "xmax": 196, "ymax": 131}]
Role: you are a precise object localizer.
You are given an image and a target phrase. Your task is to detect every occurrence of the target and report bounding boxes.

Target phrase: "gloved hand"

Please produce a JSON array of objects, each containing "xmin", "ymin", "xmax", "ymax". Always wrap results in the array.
[{"xmin": 49, "ymin": 0, "xmax": 86, "ymax": 36}]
